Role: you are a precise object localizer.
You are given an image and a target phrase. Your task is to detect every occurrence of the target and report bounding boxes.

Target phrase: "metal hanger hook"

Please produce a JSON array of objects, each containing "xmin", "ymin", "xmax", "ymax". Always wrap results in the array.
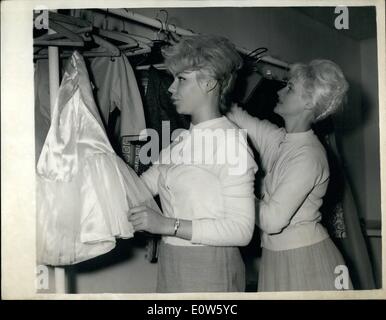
[
  {"xmin": 155, "ymin": 9, "xmax": 169, "ymax": 40},
  {"xmin": 155, "ymin": 18, "xmax": 164, "ymax": 40},
  {"xmin": 156, "ymin": 9, "xmax": 169, "ymax": 26}
]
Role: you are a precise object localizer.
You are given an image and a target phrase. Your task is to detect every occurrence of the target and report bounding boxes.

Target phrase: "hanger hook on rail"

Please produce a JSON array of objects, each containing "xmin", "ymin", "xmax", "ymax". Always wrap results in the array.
[{"xmin": 155, "ymin": 9, "xmax": 170, "ymax": 41}]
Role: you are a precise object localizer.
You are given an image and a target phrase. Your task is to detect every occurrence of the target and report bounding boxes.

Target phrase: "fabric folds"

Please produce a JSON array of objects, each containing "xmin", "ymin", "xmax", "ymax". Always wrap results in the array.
[{"xmin": 36, "ymin": 51, "xmax": 161, "ymax": 266}]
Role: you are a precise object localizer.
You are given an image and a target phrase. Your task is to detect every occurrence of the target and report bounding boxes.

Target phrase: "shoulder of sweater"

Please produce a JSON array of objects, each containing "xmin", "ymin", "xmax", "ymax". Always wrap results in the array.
[
  {"xmin": 289, "ymin": 144, "xmax": 328, "ymax": 168},
  {"xmin": 287, "ymin": 133, "xmax": 325, "ymax": 151},
  {"xmin": 205, "ymin": 118, "xmax": 247, "ymax": 139}
]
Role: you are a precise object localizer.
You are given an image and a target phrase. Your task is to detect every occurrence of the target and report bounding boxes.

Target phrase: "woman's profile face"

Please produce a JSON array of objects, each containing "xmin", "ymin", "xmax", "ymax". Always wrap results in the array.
[
  {"xmin": 274, "ymin": 78, "xmax": 310, "ymax": 118},
  {"xmin": 168, "ymin": 70, "xmax": 208, "ymax": 115}
]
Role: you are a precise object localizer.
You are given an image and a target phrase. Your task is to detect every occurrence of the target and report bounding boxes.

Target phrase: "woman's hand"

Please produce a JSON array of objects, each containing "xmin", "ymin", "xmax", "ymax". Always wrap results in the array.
[{"xmin": 128, "ymin": 205, "xmax": 173, "ymax": 235}]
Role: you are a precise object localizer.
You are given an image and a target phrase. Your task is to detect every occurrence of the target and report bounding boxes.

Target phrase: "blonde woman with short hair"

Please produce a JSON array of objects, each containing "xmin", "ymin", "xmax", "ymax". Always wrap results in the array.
[
  {"xmin": 129, "ymin": 35, "xmax": 257, "ymax": 292},
  {"xmin": 228, "ymin": 59, "xmax": 353, "ymax": 291}
]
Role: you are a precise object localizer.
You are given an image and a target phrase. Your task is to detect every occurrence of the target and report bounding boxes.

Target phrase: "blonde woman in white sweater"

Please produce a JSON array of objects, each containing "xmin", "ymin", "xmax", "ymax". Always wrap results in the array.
[
  {"xmin": 128, "ymin": 35, "xmax": 257, "ymax": 292},
  {"xmin": 228, "ymin": 59, "xmax": 352, "ymax": 291}
]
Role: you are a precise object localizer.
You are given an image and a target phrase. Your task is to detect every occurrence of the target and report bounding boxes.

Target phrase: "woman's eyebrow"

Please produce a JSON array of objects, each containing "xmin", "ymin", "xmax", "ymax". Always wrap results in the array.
[{"xmin": 180, "ymin": 69, "xmax": 195, "ymax": 75}]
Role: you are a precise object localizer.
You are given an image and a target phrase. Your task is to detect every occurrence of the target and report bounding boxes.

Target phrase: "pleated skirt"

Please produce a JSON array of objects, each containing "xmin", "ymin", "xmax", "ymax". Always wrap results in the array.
[
  {"xmin": 258, "ymin": 237, "xmax": 353, "ymax": 292},
  {"xmin": 156, "ymin": 241, "xmax": 245, "ymax": 293}
]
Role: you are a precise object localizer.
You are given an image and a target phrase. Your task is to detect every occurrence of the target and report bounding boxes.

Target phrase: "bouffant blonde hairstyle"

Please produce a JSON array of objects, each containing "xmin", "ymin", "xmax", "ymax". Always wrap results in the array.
[
  {"xmin": 290, "ymin": 59, "xmax": 349, "ymax": 122},
  {"xmin": 162, "ymin": 35, "xmax": 243, "ymax": 114}
]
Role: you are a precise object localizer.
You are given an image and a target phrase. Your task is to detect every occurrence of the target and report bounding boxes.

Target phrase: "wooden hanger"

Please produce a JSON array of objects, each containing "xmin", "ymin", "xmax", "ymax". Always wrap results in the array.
[
  {"xmin": 34, "ymin": 11, "xmax": 93, "ymax": 47},
  {"xmin": 119, "ymin": 19, "xmax": 154, "ymax": 49},
  {"xmin": 135, "ymin": 63, "xmax": 166, "ymax": 70},
  {"xmin": 34, "ymin": 33, "xmax": 121, "ymax": 59},
  {"xmin": 120, "ymin": 32, "xmax": 153, "ymax": 46},
  {"xmin": 34, "ymin": 25, "xmax": 93, "ymax": 43},
  {"xmin": 97, "ymin": 28, "xmax": 140, "ymax": 50},
  {"xmin": 81, "ymin": 34, "xmax": 121, "ymax": 57},
  {"xmin": 125, "ymin": 47, "xmax": 152, "ymax": 57},
  {"xmin": 97, "ymin": 27, "xmax": 154, "ymax": 55},
  {"xmin": 34, "ymin": 20, "xmax": 85, "ymax": 47},
  {"xmin": 48, "ymin": 12, "xmax": 90, "ymax": 28}
]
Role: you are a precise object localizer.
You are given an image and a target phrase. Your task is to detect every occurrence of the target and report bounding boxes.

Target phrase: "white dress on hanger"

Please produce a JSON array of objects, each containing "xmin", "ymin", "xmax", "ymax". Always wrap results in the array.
[{"xmin": 36, "ymin": 51, "xmax": 161, "ymax": 266}]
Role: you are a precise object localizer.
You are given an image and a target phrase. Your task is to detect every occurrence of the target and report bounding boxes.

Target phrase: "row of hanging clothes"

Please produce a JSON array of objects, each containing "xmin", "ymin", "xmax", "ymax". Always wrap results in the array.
[
  {"xmin": 33, "ymin": 9, "xmax": 189, "ymax": 269},
  {"xmin": 34, "ymin": 9, "xmax": 189, "ymax": 171},
  {"xmin": 36, "ymin": 50, "xmax": 152, "ymax": 263},
  {"xmin": 33, "ymin": 8, "xmax": 376, "ymax": 291}
]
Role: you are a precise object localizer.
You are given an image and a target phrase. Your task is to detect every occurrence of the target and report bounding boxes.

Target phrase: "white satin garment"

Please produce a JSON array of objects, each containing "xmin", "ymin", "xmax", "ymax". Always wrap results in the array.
[{"xmin": 36, "ymin": 51, "xmax": 161, "ymax": 266}]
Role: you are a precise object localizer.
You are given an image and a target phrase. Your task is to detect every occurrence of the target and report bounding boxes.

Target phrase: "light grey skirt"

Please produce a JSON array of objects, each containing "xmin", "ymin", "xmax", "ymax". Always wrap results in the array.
[
  {"xmin": 156, "ymin": 241, "xmax": 245, "ymax": 293},
  {"xmin": 258, "ymin": 237, "xmax": 353, "ymax": 292}
]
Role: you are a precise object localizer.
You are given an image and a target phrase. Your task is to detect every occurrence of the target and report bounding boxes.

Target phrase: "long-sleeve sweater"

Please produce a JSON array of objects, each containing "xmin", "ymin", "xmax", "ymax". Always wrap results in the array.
[
  {"xmin": 141, "ymin": 116, "xmax": 258, "ymax": 247},
  {"xmin": 227, "ymin": 107, "xmax": 330, "ymax": 251}
]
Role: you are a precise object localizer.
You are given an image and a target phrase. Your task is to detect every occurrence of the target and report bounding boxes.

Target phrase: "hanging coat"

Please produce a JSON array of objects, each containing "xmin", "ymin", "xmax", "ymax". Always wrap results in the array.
[{"xmin": 36, "ymin": 51, "xmax": 161, "ymax": 266}]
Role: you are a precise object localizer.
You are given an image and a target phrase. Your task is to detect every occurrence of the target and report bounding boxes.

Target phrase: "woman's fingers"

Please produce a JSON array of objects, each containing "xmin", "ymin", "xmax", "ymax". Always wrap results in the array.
[
  {"xmin": 129, "ymin": 211, "xmax": 146, "ymax": 221},
  {"xmin": 128, "ymin": 206, "xmax": 163, "ymax": 234},
  {"xmin": 131, "ymin": 218, "xmax": 145, "ymax": 231},
  {"xmin": 128, "ymin": 211, "xmax": 150, "ymax": 231},
  {"xmin": 129, "ymin": 205, "xmax": 161, "ymax": 218},
  {"xmin": 129, "ymin": 205, "xmax": 148, "ymax": 215},
  {"xmin": 130, "ymin": 215, "xmax": 140, "ymax": 222}
]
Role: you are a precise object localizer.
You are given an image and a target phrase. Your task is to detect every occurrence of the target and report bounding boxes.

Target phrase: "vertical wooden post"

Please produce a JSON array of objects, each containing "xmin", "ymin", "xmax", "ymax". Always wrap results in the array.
[{"xmin": 47, "ymin": 9, "xmax": 66, "ymax": 294}]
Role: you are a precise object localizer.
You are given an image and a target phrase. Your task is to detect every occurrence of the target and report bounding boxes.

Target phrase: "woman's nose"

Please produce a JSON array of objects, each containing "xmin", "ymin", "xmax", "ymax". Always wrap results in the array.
[
  {"xmin": 277, "ymin": 86, "xmax": 285, "ymax": 97},
  {"xmin": 168, "ymin": 80, "xmax": 177, "ymax": 94}
]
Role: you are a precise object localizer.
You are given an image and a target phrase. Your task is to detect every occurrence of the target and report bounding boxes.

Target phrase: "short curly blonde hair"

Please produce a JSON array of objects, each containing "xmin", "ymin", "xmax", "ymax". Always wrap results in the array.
[
  {"xmin": 290, "ymin": 59, "xmax": 349, "ymax": 122},
  {"xmin": 162, "ymin": 35, "xmax": 243, "ymax": 114}
]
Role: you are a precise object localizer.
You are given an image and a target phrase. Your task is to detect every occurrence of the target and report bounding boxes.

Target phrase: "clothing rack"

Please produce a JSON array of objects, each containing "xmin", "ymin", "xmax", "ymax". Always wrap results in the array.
[
  {"xmin": 99, "ymin": 8, "xmax": 290, "ymax": 69},
  {"xmin": 34, "ymin": 9, "xmax": 289, "ymax": 69}
]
